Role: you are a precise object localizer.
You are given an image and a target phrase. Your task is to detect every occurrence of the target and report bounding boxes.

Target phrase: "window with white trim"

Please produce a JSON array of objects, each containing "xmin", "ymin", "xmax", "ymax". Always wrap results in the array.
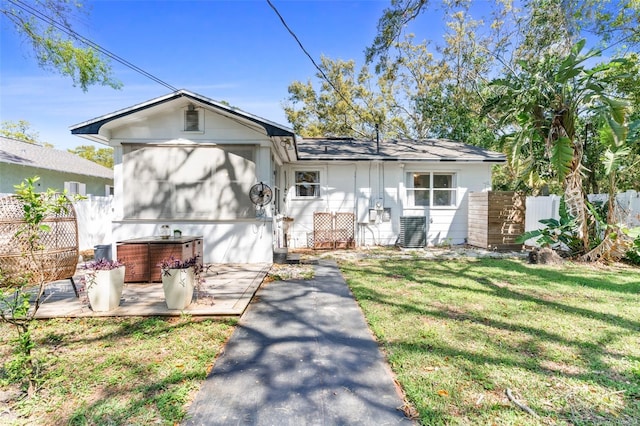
[
  {"xmin": 64, "ymin": 181, "xmax": 86, "ymax": 196},
  {"xmin": 295, "ymin": 171, "xmax": 320, "ymax": 197},
  {"xmin": 406, "ymin": 172, "xmax": 456, "ymax": 207},
  {"xmin": 184, "ymin": 105, "xmax": 203, "ymax": 132}
]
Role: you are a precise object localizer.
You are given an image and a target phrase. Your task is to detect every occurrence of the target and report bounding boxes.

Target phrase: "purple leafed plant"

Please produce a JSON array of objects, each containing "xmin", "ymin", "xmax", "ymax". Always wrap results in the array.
[
  {"xmin": 159, "ymin": 256, "xmax": 210, "ymax": 284},
  {"xmin": 158, "ymin": 256, "xmax": 200, "ymax": 271},
  {"xmin": 83, "ymin": 258, "xmax": 125, "ymax": 271}
]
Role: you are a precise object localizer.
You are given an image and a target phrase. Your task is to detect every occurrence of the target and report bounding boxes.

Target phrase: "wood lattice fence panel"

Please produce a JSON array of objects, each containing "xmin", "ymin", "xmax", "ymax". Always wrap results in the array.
[
  {"xmin": 313, "ymin": 212, "xmax": 355, "ymax": 249},
  {"xmin": 313, "ymin": 212, "xmax": 334, "ymax": 249},
  {"xmin": 0, "ymin": 194, "xmax": 78, "ymax": 286},
  {"xmin": 334, "ymin": 213, "xmax": 355, "ymax": 249}
]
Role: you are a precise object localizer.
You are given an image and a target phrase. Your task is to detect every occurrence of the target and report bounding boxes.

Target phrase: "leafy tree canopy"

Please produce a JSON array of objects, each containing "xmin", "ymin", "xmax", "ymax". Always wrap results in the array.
[
  {"xmin": 1, "ymin": 0, "xmax": 121, "ymax": 91},
  {"xmin": 67, "ymin": 145, "xmax": 114, "ymax": 169},
  {"xmin": 0, "ymin": 120, "xmax": 53, "ymax": 147}
]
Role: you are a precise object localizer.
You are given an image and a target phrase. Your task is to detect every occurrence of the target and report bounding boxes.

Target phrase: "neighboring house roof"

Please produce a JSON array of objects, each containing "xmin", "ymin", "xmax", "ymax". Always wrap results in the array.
[
  {"xmin": 296, "ymin": 138, "xmax": 506, "ymax": 163},
  {"xmin": 0, "ymin": 136, "xmax": 113, "ymax": 179},
  {"xmin": 69, "ymin": 89, "xmax": 296, "ymax": 142}
]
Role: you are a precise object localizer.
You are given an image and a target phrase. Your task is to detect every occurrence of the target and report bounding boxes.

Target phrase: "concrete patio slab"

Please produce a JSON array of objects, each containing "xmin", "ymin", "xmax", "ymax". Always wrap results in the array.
[{"xmin": 33, "ymin": 263, "xmax": 270, "ymax": 318}]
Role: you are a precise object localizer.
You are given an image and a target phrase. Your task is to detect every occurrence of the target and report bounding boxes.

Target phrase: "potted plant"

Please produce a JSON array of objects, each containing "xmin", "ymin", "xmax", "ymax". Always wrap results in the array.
[
  {"xmin": 159, "ymin": 256, "xmax": 207, "ymax": 310},
  {"xmin": 83, "ymin": 258, "xmax": 126, "ymax": 312}
]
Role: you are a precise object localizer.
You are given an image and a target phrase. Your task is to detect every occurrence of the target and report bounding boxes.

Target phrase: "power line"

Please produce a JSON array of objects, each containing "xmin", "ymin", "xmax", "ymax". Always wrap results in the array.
[
  {"xmin": 7, "ymin": 0, "xmax": 179, "ymax": 92},
  {"xmin": 266, "ymin": 0, "xmax": 373, "ymax": 139}
]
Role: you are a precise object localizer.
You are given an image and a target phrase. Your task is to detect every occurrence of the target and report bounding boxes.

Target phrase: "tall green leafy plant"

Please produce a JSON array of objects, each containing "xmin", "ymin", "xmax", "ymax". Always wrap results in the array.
[
  {"xmin": 0, "ymin": 176, "xmax": 71, "ymax": 394},
  {"xmin": 485, "ymin": 39, "xmax": 634, "ymax": 256},
  {"xmin": 580, "ymin": 115, "xmax": 640, "ymax": 261}
]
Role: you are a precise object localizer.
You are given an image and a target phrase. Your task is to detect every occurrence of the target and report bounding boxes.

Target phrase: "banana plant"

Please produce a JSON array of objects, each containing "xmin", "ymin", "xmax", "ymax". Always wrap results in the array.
[
  {"xmin": 485, "ymin": 39, "xmax": 635, "ymax": 255},
  {"xmin": 580, "ymin": 110, "xmax": 640, "ymax": 261}
]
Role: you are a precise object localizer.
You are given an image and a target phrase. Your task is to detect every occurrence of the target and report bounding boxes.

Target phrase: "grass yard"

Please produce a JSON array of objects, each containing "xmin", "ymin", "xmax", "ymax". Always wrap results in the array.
[
  {"xmin": 0, "ymin": 316, "xmax": 236, "ymax": 425},
  {"xmin": 340, "ymin": 256, "xmax": 640, "ymax": 425}
]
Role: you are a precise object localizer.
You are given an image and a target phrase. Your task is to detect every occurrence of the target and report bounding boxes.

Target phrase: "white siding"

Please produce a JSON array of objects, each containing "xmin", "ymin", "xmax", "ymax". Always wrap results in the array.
[
  {"xmin": 284, "ymin": 161, "xmax": 493, "ymax": 248},
  {"xmin": 107, "ymin": 108, "xmax": 268, "ymax": 142}
]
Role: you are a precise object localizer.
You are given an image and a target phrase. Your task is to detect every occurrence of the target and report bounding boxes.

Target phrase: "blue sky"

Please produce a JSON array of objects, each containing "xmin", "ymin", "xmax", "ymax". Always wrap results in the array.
[{"xmin": 1, "ymin": 0, "xmax": 488, "ymax": 151}]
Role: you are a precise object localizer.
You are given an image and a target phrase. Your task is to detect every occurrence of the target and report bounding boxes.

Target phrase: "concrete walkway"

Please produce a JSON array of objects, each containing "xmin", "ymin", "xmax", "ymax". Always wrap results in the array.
[{"xmin": 185, "ymin": 260, "xmax": 414, "ymax": 425}]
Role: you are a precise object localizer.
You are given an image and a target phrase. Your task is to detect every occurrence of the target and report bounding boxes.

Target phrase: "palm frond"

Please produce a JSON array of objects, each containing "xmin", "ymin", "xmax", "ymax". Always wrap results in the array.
[{"xmin": 580, "ymin": 226, "xmax": 634, "ymax": 262}]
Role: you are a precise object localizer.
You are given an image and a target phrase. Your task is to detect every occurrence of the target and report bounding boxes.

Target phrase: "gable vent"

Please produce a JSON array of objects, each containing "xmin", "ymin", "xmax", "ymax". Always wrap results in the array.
[
  {"xmin": 184, "ymin": 105, "xmax": 200, "ymax": 131},
  {"xmin": 399, "ymin": 216, "xmax": 426, "ymax": 248}
]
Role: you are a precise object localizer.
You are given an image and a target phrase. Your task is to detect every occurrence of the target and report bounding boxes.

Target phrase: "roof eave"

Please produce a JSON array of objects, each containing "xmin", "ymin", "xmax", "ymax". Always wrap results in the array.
[
  {"xmin": 296, "ymin": 156, "xmax": 506, "ymax": 163},
  {"xmin": 70, "ymin": 90, "xmax": 295, "ymax": 140}
]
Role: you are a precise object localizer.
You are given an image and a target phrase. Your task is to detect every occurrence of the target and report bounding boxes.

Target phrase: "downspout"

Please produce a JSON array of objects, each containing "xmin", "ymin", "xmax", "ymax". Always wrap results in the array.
[{"xmin": 354, "ymin": 164, "xmax": 358, "ymax": 247}]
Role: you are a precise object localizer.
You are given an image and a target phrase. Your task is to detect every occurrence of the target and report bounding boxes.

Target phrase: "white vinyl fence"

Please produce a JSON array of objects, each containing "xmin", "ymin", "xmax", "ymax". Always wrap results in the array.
[
  {"xmin": 73, "ymin": 195, "xmax": 113, "ymax": 251},
  {"xmin": 525, "ymin": 190, "xmax": 640, "ymax": 235}
]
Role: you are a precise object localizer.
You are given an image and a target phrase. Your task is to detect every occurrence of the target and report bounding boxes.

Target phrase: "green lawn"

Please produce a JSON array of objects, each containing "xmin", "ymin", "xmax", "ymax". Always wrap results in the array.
[
  {"xmin": 340, "ymin": 256, "xmax": 640, "ymax": 425},
  {"xmin": 2, "ymin": 256, "xmax": 638, "ymax": 425},
  {"xmin": 0, "ymin": 316, "xmax": 235, "ymax": 425}
]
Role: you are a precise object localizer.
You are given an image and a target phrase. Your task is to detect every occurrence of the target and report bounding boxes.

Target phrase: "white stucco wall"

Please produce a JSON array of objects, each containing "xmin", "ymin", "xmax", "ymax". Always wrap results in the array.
[
  {"xmin": 283, "ymin": 161, "xmax": 493, "ymax": 248},
  {"xmin": 111, "ymin": 220, "xmax": 273, "ymax": 264},
  {"xmin": 104, "ymin": 103, "xmax": 278, "ymax": 263}
]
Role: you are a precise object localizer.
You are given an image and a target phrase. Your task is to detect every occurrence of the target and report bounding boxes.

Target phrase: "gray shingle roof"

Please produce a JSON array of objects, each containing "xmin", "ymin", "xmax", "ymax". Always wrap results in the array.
[
  {"xmin": 0, "ymin": 136, "xmax": 113, "ymax": 179},
  {"xmin": 296, "ymin": 138, "xmax": 505, "ymax": 162}
]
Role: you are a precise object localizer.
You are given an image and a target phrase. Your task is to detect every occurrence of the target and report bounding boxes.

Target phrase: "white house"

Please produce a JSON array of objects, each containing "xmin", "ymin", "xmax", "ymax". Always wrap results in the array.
[
  {"xmin": 284, "ymin": 137, "xmax": 505, "ymax": 249},
  {"xmin": 70, "ymin": 90, "xmax": 505, "ymax": 263}
]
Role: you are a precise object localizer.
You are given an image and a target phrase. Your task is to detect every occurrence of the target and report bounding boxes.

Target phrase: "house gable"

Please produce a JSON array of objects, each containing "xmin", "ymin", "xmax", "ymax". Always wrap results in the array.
[{"xmin": 70, "ymin": 90, "xmax": 295, "ymax": 145}]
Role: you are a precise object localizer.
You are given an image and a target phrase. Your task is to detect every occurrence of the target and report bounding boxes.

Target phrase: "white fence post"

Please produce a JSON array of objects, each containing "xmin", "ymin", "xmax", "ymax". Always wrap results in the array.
[{"xmin": 73, "ymin": 195, "xmax": 113, "ymax": 251}]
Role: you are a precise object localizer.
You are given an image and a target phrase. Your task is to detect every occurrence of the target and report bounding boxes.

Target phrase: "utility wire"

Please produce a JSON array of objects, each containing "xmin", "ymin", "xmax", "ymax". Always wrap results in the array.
[
  {"xmin": 8, "ymin": 0, "xmax": 179, "ymax": 92},
  {"xmin": 266, "ymin": 0, "xmax": 372, "ymax": 139}
]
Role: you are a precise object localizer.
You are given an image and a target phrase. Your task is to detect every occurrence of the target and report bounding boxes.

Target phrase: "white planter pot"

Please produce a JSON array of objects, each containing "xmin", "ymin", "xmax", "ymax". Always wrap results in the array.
[
  {"xmin": 162, "ymin": 268, "xmax": 195, "ymax": 310},
  {"xmin": 86, "ymin": 266, "xmax": 125, "ymax": 312}
]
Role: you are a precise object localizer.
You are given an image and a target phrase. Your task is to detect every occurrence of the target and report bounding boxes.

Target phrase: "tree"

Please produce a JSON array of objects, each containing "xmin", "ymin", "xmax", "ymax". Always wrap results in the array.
[
  {"xmin": 68, "ymin": 145, "xmax": 114, "ymax": 169},
  {"xmin": 0, "ymin": 177, "xmax": 73, "ymax": 394},
  {"xmin": 365, "ymin": 0, "xmax": 640, "ymax": 190},
  {"xmin": 284, "ymin": 38, "xmax": 496, "ymax": 143},
  {"xmin": 1, "ymin": 120, "xmax": 53, "ymax": 147},
  {"xmin": 1, "ymin": 0, "xmax": 120, "ymax": 91},
  {"xmin": 485, "ymin": 40, "xmax": 636, "ymax": 257},
  {"xmin": 284, "ymin": 56, "xmax": 401, "ymax": 139},
  {"xmin": 367, "ymin": 0, "xmax": 640, "ymax": 67}
]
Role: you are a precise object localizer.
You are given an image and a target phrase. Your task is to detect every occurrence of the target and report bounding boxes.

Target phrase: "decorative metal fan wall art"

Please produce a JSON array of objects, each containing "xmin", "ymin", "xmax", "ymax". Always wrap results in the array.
[{"xmin": 249, "ymin": 182, "xmax": 273, "ymax": 207}]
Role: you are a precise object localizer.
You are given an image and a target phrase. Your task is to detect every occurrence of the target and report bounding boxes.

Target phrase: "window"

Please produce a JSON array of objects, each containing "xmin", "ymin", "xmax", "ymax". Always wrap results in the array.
[
  {"xmin": 64, "ymin": 181, "xmax": 86, "ymax": 196},
  {"xmin": 411, "ymin": 173, "xmax": 430, "ymax": 206},
  {"xmin": 406, "ymin": 172, "xmax": 456, "ymax": 207},
  {"xmin": 184, "ymin": 105, "xmax": 202, "ymax": 132},
  {"xmin": 295, "ymin": 171, "xmax": 320, "ymax": 197},
  {"xmin": 432, "ymin": 173, "xmax": 455, "ymax": 206},
  {"xmin": 105, "ymin": 185, "xmax": 114, "ymax": 196}
]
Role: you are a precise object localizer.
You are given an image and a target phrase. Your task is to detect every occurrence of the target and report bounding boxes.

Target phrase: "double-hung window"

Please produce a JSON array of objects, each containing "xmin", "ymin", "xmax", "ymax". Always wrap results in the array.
[
  {"xmin": 406, "ymin": 172, "xmax": 456, "ymax": 207},
  {"xmin": 295, "ymin": 171, "xmax": 320, "ymax": 197}
]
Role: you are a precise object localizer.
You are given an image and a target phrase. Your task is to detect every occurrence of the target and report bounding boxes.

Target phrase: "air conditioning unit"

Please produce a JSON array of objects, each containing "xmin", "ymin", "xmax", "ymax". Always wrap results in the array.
[{"xmin": 399, "ymin": 216, "xmax": 426, "ymax": 248}]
